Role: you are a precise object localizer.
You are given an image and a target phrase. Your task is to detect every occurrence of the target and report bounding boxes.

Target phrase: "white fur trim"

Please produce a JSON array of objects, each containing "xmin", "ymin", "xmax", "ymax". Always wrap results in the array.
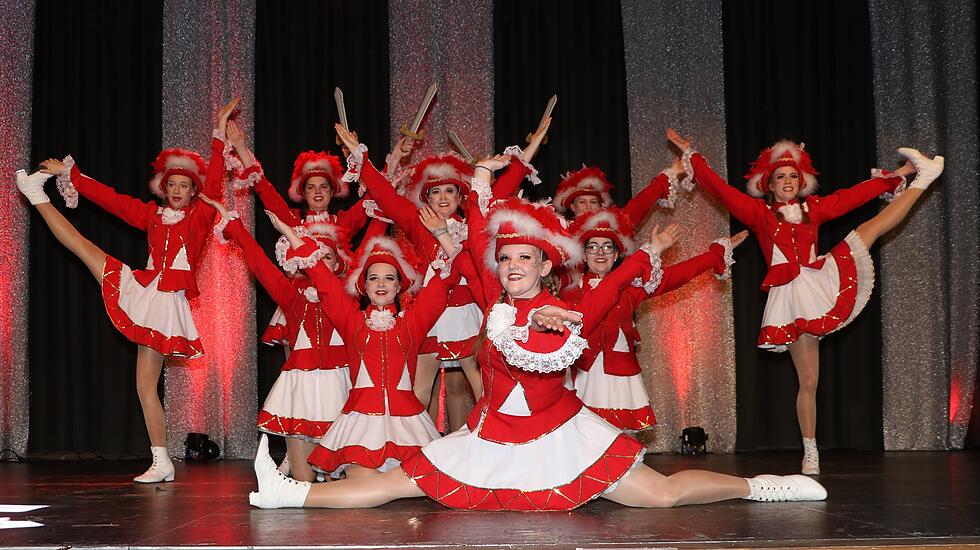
[
  {"xmin": 56, "ymin": 155, "xmax": 79, "ymax": 208},
  {"xmin": 213, "ymin": 210, "xmax": 240, "ymax": 245},
  {"xmin": 502, "ymin": 145, "xmax": 541, "ymax": 185},
  {"xmin": 778, "ymin": 203, "xmax": 804, "ymax": 224},
  {"xmin": 631, "ymin": 245, "xmax": 664, "ymax": 295},
  {"xmin": 552, "ymin": 175, "xmax": 614, "ymax": 213},
  {"xmin": 344, "ymin": 235, "xmax": 422, "ymax": 297},
  {"xmin": 712, "ymin": 238, "xmax": 735, "ymax": 281},
  {"xmin": 482, "ymin": 206, "xmax": 583, "ymax": 271},
  {"xmin": 575, "ymin": 210, "xmax": 637, "ymax": 255},
  {"xmin": 149, "ymin": 153, "xmax": 206, "ymax": 199}
]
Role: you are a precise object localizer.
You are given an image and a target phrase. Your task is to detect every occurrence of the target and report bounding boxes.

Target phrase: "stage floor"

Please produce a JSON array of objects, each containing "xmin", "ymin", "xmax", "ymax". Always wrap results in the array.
[{"xmin": 1, "ymin": 450, "xmax": 978, "ymax": 549}]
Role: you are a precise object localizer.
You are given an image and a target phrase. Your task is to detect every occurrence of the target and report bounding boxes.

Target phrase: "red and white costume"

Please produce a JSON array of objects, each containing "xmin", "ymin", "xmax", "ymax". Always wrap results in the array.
[
  {"xmin": 54, "ymin": 137, "xmax": 225, "ymax": 358},
  {"xmin": 230, "ymin": 150, "xmax": 377, "ymax": 348},
  {"xmin": 296, "ymin": 236, "xmax": 457, "ymax": 476},
  {"xmin": 562, "ymin": 210, "xmax": 734, "ymax": 431},
  {"xmin": 217, "ymin": 214, "xmax": 353, "ymax": 442},
  {"xmin": 690, "ymin": 142, "xmax": 905, "ymax": 351},
  {"xmin": 401, "ymin": 198, "xmax": 661, "ymax": 511},
  {"xmin": 357, "ymin": 150, "xmax": 534, "ymax": 360}
]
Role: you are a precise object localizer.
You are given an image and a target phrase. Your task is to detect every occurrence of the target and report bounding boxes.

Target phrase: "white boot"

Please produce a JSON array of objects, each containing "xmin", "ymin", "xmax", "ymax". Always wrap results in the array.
[
  {"xmin": 277, "ymin": 453, "xmax": 291, "ymax": 476},
  {"xmin": 249, "ymin": 434, "xmax": 311, "ymax": 509},
  {"xmin": 897, "ymin": 147, "xmax": 945, "ymax": 189},
  {"xmin": 802, "ymin": 437, "xmax": 820, "ymax": 475},
  {"xmin": 744, "ymin": 474, "xmax": 827, "ymax": 502},
  {"xmin": 134, "ymin": 446, "xmax": 175, "ymax": 483},
  {"xmin": 15, "ymin": 169, "xmax": 52, "ymax": 205}
]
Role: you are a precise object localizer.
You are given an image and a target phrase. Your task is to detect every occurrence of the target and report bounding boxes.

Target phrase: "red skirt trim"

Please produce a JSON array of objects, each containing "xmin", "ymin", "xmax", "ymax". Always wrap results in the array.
[
  {"xmin": 421, "ymin": 335, "xmax": 478, "ymax": 360},
  {"xmin": 307, "ymin": 442, "xmax": 423, "ymax": 473},
  {"xmin": 256, "ymin": 410, "xmax": 332, "ymax": 441},
  {"xmin": 589, "ymin": 405, "xmax": 657, "ymax": 431},
  {"xmin": 400, "ymin": 433, "xmax": 645, "ymax": 511},
  {"xmin": 101, "ymin": 256, "xmax": 204, "ymax": 359}
]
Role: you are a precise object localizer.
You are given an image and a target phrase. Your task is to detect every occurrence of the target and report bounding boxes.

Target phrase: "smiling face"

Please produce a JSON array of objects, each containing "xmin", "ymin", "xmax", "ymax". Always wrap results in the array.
[
  {"xmin": 569, "ymin": 194, "xmax": 602, "ymax": 217},
  {"xmin": 426, "ymin": 183, "xmax": 461, "ymax": 218},
  {"xmin": 321, "ymin": 245, "xmax": 341, "ymax": 273},
  {"xmin": 769, "ymin": 166, "xmax": 801, "ymax": 202},
  {"xmin": 165, "ymin": 175, "xmax": 195, "ymax": 209},
  {"xmin": 583, "ymin": 236, "xmax": 619, "ymax": 277},
  {"xmin": 496, "ymin": 243, "xmax": 553, "ymax": 299},
  {"xmin": 364, "ymin": 262, "xmax": 401, "ymax": 307},
  {"xmin": 304, "ymin": 176, "xmax": 334, "ymax": 212}
]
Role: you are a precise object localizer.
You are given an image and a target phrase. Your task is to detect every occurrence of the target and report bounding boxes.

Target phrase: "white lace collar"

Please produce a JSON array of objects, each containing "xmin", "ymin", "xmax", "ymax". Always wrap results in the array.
[{"xmin": 365, "ymin": 306, "xmax": 396, "ymax": 331}]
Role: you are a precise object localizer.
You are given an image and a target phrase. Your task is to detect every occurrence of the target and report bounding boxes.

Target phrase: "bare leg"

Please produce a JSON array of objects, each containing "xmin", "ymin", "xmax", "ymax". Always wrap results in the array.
[
  {"xmin": 602, "ymin": 464, "xmax": 749, "ymax": 507},
  {"xmin": 304, "ymin": 467, "xmax": 424, "ymax": 508},
  {"xmin": 344, "ymin": 464, "xmax": 380, "ymax": 479},
  {"xmin": 284, "ymin": 439, "xmax": 317, "ymax": 482},
  {"xmin": 414, "ymin": 353, "xmax": 440, "ymax": 408},
  {"xmin": 34, "ymin": 203, "xmax": 108, "ymax": 281},
  {"xmin": 458, "ymin": 355, "xmax": 483, "ymax": 399},
  {"xmin": 135, "ymin": 346, "xmax": 167, "ymax": 447},
  {"xmin": 788, "ymin": 335, "xmax": 819, "ymax": 439},
  {"xmin": 443, "ymin": 370, "xmax": 469, "ymax": 432},
  {"xmin": 855, "ymin": 187, "xmax": 927, "ymax": 249}
]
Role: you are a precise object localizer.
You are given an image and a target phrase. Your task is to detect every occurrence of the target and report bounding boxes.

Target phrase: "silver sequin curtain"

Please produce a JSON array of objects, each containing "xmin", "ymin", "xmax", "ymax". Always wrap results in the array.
[
  {"xmin": 621, "ymin": 0, "xmax": 737, "ymax": 453},
  {"xmin": 162, "ymin": 0, "xmax": 257, "ymax": 459},
  {"xmin": 0, "ymin": 0, "xmax": 34, "ymax": 459},
  {"xmin": 388, "ymin": 0, "xmax": 494, "ymax": 159},
  {"xmin": 870, "ymin": 0, "xmax": 979, "ymax": 450}
]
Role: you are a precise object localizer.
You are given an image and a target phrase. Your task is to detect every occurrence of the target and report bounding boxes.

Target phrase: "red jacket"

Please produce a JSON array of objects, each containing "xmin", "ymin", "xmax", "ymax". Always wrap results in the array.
[
  {"xmin": 561, "ymin": 245, "xmax": 726, "ymax": 376},
  {"xmin": 691, "ymin": 152, "xmax": 902, "ymax": 290},
  {"xmin": 224, "ymin": 218, "xmax": 347, "ymax": 372},
  {"xmin": 298, "ymin": 240, "xmax": 459, "ymax": 417},
  {"xmin": 69, "ymin": 137, "xmax": 224, "ymax": 298}
]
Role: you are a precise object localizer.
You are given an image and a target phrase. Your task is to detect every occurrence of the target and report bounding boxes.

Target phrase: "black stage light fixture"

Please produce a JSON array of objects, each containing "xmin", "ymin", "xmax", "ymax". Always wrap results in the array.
[
  {"xmin": 679, "ymin": 426, "xmax": 708, "ymax": 456},
  {"xmin": 184, "ymin": 432, "xmax": 220, "ymax": 461}
]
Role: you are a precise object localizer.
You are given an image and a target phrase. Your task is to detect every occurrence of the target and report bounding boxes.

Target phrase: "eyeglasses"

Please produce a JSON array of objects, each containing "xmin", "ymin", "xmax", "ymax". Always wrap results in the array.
[{"xmin": 584, "ymin": 243, "xmax": 618, "ymax": 255}]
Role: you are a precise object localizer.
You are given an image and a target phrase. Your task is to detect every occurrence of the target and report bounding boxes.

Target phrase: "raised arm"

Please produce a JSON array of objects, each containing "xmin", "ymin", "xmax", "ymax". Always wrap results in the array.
[
  {"xmin": 223, "ymin": 216, "xmax": 297, "ymax": 309},
  {"xmin": 405, "ymin": 262, "xmax": 461, "ymax": 342},
  {"xmin": 666, "ymin": 128, "xmax": 766, "ymax": 228},
  {"xmin": 226, "ymin": 120, "xmax": 300, "ymax": 227},
  {"xmin": 57, "ymin": 161, "xmax": 156, "ymax": 230},
  {"xmin": 807, "ymin": 168, "xmax": 909, "ymax": 224},
  {"xmin": 621, "ymin": 171, "xmax": 670, "ymax": 226}
]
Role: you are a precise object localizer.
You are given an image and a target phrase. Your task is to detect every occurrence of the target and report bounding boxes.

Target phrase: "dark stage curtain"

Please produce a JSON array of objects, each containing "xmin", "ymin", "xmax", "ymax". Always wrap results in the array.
[
  {"xmin": 493, "ymin": 0, "xmax": 632, "ymax": 205},
  {"xmin": 28, "ymin": 1, "xmax": 163, "ymax": 456},
  {"xmin": 253, "ymin": 0, "xmax": 391, "ymax": 422},
  {"xmin": 723, "ymin": 0, "xmax": 884, "ymax": 450}
]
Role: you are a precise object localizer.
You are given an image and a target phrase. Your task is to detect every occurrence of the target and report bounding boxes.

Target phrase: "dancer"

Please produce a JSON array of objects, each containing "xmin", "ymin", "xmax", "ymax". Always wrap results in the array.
[
  {"xmin": 336, "ymin": 120, "xmax": 548, "ymax": 431},
  {"xmin": 264, "ymin": 208, "xmax": 459, "ymax": 479},
  {"xmin": 247, "ymin": 154, "xmax": 827, "ymax": 510},
  {"xmin": 667, "ymin": 128, "xmax": 943, "ymax": 474},
  {"xmin": 551, "ymin": 157, "xmax": 687, "ymax": 220},
  {"xmin": 563, "ymin": 208, "xmax": 749, "ymax": 431},
  {"xmin": 201, "ymin": 194, "xmax": 355, "ymax": 483},
  {"xmin": 17, "ymin": 100, "xmax": 237, "ymax": 482}
]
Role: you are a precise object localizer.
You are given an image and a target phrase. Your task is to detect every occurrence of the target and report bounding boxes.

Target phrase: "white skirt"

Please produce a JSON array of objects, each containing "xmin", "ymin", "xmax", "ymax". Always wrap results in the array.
[
  {"xmin": 257, "ymin": 367, "xmax": 352, "ymax": 443},
  {"xmin": 759, "ymin": 231, "xmax": 875, "ymax": 352},
  {"xmin": 101, "ymin": 256, "xmax": 202, "ymax": 358},
  {"xmin": 574, "ymin": 352, "xmax": 656, "ymax": 431},
  {"xmin": 308, "ymin": 410, "xmax": 440, "ymax": 477}
]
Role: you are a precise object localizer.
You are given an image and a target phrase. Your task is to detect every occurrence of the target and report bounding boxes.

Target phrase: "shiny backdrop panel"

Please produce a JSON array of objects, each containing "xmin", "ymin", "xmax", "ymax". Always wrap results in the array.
[
  {"xmin": 388, "ymin": 0, "xmax": 494, "ymax": 159},
  {"xmin": 869, "ymin": 0, "xmax": 979, "ymax": 450},
  {"xmin": 162, "ymin": 0, "xmax": 257, "ymax": 459},
  {"xmin": 0, "ymin": 0, "xmax": 34, "ymax": 458},
  {"xmin": 621, "ymin": 0, "xmax": 736, "ymax": 452}
]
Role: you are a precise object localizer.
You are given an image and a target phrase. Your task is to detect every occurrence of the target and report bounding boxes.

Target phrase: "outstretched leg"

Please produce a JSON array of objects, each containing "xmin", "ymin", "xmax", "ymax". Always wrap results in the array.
[
  {"xmin": 34, "ymin": 202, "xmax": 108, "ymax": 282},
  {"xmin": 855, "ymin": 149, "xmax": 944, "ymax": 248},
  {"xmin": 602, "ymin": 464, "xmax": 749, "ymax": 507}
]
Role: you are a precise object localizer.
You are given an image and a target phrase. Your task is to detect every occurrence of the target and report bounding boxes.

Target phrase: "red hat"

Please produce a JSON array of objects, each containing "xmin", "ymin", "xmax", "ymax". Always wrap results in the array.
[
  {"xmin": 745, "ymin": 140, "xmax": 819, "ymax": 198},
  {"xmin": 289, "ymin": 151, "xmax": 346, "ymax": 203},
  {"xmin": 569, "ymin": 209, "xmax": 637, "ymax": 255},
  {"xmin": 406, "ymin": 154, "xmax": 474, "ymax": 208},
  {"xmin": 303, "ymin": 213, "xmax": 353, "ymax": 273},
  {"xmin": 552, "ymin": 166, "xmax": 614, "ymax": 214},
  {"xmin": 345, "ymin": 235, "xmax": 422, "ymax": 297},
  {"xmin": 483, "ymin": 198, "xmax": 583, "ymax": 272},
  {"xmin": 149, "ymin": 149, "xmax": 207, "ymax": 198}
]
